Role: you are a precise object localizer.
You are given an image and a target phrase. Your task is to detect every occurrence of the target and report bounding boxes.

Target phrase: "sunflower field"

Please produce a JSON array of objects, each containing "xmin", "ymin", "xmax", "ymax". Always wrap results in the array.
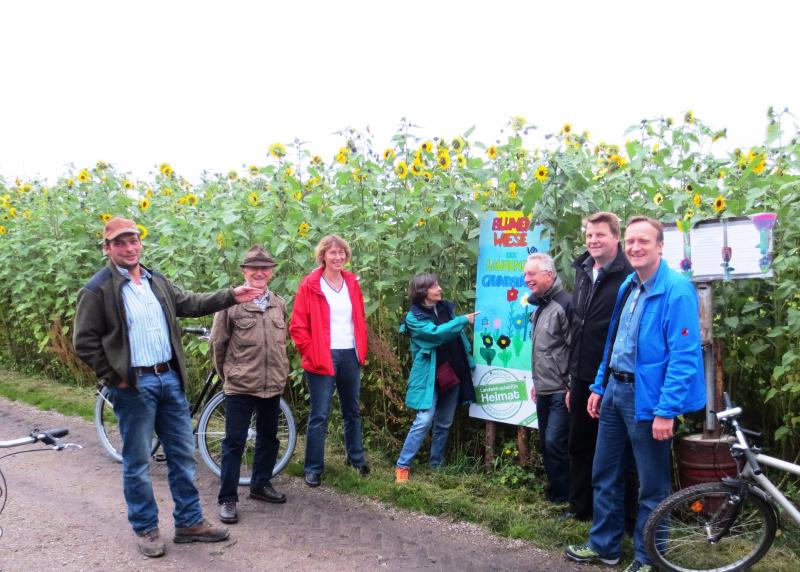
[{"xmin": 1, "ymin": 110, "xmax": 799, "ymax": 460}]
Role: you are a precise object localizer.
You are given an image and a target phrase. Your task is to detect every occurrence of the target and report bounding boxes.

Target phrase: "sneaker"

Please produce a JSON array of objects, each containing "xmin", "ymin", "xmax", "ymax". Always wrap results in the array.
[
  {"xmin": 174, "ymin": 519, "xmax": 230, "ymax": 544},
  {"xmin": 623, "ymin": 561, "xmax": 652, "ymax": 572},
  {"xmin": 395, "ymin": 467, "xmax": 410, "ymax": 483},
  {"xmin": 219, "ymin": 502, "xmax": 238, "ymax": 524},
  {"xmin": 136, "ymin": 528, "xmax": 166, "ymax": 558},
  {"xmin": 249, "ymin": 483, "xmax": 287, "ymax": 504},
  {"xmin": 565, "ymin": 543, "xmax": 620, "ymax": 566}
]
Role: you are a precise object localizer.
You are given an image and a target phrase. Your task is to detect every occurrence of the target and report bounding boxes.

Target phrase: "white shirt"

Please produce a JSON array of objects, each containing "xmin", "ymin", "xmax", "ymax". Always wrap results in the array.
[{"xmin": 320, "ymin": 278, "xmax": 355, "ymax": 349}]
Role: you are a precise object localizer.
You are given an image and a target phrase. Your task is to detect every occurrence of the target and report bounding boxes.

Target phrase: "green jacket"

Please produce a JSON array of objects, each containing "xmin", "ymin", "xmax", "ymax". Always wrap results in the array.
[
  {"xmin": 73, "ymin": 261, "xmax": 236, "ymax": 389},
  {"xmin": 399, "ymin": 302, "xmax": 476, "ymax": 411}
]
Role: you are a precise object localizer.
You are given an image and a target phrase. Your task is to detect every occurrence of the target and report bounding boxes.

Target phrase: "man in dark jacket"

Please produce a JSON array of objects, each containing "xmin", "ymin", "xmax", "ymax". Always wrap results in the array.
[
  {"xmin": 73, "ymin": 217, "xmax": 262, "ymax": 558},
  {"xmin": 524, "ymin": 252, "xmax": 572, "ymax": 503}
]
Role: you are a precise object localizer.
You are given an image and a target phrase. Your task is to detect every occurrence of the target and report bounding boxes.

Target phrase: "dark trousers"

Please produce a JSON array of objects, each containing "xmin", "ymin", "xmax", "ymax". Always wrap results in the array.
[
  {"xmin": 568, "ymin": 379, "xmax": 638, "ymax": 527},
  {"xmin": 218, "ymin": 393, "xmax": 281, "ymax": 504},
  {"xmin": 536, "ymin": 392, "xmax": 570, "ymax": 503}
]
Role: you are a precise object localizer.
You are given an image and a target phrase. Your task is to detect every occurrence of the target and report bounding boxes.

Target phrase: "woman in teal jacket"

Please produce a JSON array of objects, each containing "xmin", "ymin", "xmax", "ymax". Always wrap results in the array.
[{"xmin": 395, "ymin": 273, "xmax": 478, "ymax": 483}]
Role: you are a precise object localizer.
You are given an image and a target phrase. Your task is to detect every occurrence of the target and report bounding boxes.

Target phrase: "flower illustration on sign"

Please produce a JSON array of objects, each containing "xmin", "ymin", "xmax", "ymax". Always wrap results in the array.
[{"xmin": 506, "ymin": 287, "xmax": 519, "ymax": 302}]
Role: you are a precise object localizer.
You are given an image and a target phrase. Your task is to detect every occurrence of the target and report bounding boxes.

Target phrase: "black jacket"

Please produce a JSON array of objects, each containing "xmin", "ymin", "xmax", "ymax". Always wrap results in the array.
[{"xmin": 567, "ymin": 246, "xmax": 633, "ymax": 386}]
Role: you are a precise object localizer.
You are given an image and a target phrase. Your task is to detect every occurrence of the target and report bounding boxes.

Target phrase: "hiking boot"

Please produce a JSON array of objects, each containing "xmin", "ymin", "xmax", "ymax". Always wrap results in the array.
[
  {"xmin": 219, "ymin": 502, "xmax": 238, "ymax": 524},
  {"xmin": 395, "ymin": 467, "xmax": 410, "ymax": 483},
  {"xmin": 249, "ymin": 483, "xmax": 286, "ymax": 504},
  {"xmin": 623, "ymin": 561, "xmax": 653, "ymax": 572},
  {"xmin": 173, "ymin": 519, "xmax": 230, "ymax": 544},
  {"xmin": 565, "ymin": 543, "xmax": 620, "ymax": 566},
  {"xmin": 135, "ymin": 528, "xmax": 166, "ymax": 558}
]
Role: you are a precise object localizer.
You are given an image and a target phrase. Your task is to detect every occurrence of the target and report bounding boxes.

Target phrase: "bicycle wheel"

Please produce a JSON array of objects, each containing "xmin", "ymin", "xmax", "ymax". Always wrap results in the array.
[
  {"xmin": 95, "ymin": 387, "xmax": 160, "ymax": 463},
  {"xmin": 197, "ymin": 392, "xmax": 297, "ymax": 486},
  {"xmin": 644, "ymin": 481, "xmax": 777, "ymax": 572}
]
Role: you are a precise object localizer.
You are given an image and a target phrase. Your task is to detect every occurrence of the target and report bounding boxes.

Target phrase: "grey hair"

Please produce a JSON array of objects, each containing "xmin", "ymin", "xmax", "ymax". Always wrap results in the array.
[{"xmin": 526, "ymin": 252, "xmax": 556, "ymax": 275}]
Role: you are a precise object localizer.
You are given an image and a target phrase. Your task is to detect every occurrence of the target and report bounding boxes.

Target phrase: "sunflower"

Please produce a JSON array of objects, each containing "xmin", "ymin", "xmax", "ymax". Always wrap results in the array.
[
  {"xmin": 66, "ymin": 178, "xmax": 75, "ymax": 189},
  {"xmin": 437, "ymin": 153, "xmax": 451, "ymax": 170},
  {"xmin": 608, "ymin": 154, "xmax": 627, "ymax": 169},
  {"xmin": 159, "ymin": 163, "xmax": 173, "ymax": 177},
  {"xmin": 335, "ymin": 151, "xmax": 348, "ymax": 164},
  {"xmin": 713, "ymin": 195, "xmax": 726, "ymax": 213},
  {"xmin": 162, "ymin": 186, "xmax": 173, "ymax": 196},
  {"xmin": 511, "ymin": 116, "xmax": 526, "ymax": 131},
  {"xmin": 248, "ymin": 192, "xmax": 259, "ymax": 206},
  {"xmin": 421, "ymin": 141, "xmax": 433, "ymax": 153},
  {"xmin": 311, "ymin": 155, "xmax": 323, "ymax": 166},
  {"xmin": 535, "ymin": 165, "xmax": 549, "ymax": 183},
  {"xmin": 216, "ymin": 233, "xmax": 225, "ymax": 248},
  {"xmin": 684, "ymin": 209, "xmax": 694, "ymax": 220},
  {"xmin": 451, "ymin": 137, "xmax": 465, "ymax": 152},
  {"xmin": 684, "ymin": 110, "xmax": 694, "ymax": 124},
  {"xmin": 753, "ymin": 157, "xmax": 767, "ymax": 175},
  {"xmin": 269, "ymin": 143, "xmax": 286, "ymax": 159},
  {"xmin": 7, "ymin": 207, "xmax": 17, "ymax": 217},
  {"xmin": 508, "ymin": 181, "xmax": 518, "ymax": 198},
  {"xmin": 100, "ymin": 213, "xmax": 112, "ymax": 222},
  {"xmin": 293, "ymin": 191, "xmax": 303, "ymax": 201},
  {"xmin": 718, "ymin": 169, "xmax": 726, "ymax": 179},
  {"xmin": 122, "ymin": 179, "xmax": 133, "ymax": 190},
  {"xmin": 0, "ymin": 225, "xmax": 6, "ymax": 235},
  {"xmin": 487, "ymin": 146, "xmax": 498, "ymax": 160},
  {"xmin": 139, "ymin": 198, "xmax": 150, "ymax": 211},
  {"xmin": 297, "ymin": 222, "xmax": 310, "ymax": 237},
  {"xmin": 417, "ymin": 218, "xmax": 426, "ymax": 227},
  {"xmin": 394, "ymin": 161, "xmax": 408, "ymax": 179},
  {"xmin": 136, "ymin": 224, "xmax": 148, "ymax": 240},
  {"xmin": 560, "ymin": 123, "xmax": 572, "ymax": 135},
  {"xmin": 249, "ymin": 165, "xmax": 260, "ymax": 176},
  {"xmin": 186, "ymin": 193, "xmax": 199, "ymax": 207},
  {"xmin": 456, "ymin": 154, "xmax": 466, "ymax": 168},
  {"xmin": 653, "ymin": 192, "xmax": 664, "ymax": 206},
  {"xmin": 77, "ymin": 169, "xmax": 91, "ymax": 183},
  {"xmin": 410, "ymin": 161, "xmax": 423, "ymax": 176},
  {"xmin": 693, "ymin": 193, "xmax": 701, "ymax": 207},
  {"xmin": 383, "ymin": 148, "xmax": 395, "ymax": 161},
  {"xmin": 422, "ymin": 171, "xmax": 433, "ymax": 182}
]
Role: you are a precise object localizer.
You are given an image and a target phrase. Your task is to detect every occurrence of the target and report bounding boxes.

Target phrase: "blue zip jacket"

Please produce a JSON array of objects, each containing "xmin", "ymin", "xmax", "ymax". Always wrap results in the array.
[
  {"xmin": 399, "ymin": 301, "xmax": 476, "ymax": 411},
  {"xmin": 590, "ymin": 259, "xmax": 706, "ymax": 420}
]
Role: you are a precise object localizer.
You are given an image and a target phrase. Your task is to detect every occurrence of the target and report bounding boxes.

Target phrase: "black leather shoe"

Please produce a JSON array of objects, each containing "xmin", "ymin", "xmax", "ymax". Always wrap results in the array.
[
  {"xmin": 345, "ymin": 457, "xmax": 370, "ymax": 477},
  {"xmin": 249, "ymin": 483, "xmax": 287, "ymax": 503},
  {"xmin": 304, "ymin": 473, "xmax": 321, "ymax": 487}
]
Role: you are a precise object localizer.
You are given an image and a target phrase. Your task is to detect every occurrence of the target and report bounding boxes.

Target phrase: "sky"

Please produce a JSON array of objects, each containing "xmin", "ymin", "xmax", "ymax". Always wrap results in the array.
[{"xmin": 2, "ymin": 1, "xmax": 798, "ymax": 183}]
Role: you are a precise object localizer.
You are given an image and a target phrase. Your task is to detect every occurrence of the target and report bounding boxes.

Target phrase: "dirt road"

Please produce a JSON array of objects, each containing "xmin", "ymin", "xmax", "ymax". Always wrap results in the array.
[{"xmin": 0, "ymin": 397, "xmax": 602, "ymax": 571}]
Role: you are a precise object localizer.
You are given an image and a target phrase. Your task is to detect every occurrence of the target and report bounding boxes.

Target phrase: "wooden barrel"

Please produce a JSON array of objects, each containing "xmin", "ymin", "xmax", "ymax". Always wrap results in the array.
[{"xmin": 675, "ymin": 433, "xmax": 738, "ymax": 489}]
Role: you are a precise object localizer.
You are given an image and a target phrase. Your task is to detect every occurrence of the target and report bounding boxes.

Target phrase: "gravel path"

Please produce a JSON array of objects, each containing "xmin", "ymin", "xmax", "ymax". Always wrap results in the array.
[{"xmin": 0, "ymin": 397, "xmax": 603, "ymax": 571}]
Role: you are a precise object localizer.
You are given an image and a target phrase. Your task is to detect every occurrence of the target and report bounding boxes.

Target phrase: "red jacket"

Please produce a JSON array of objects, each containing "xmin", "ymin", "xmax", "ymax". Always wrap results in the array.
[{"xmin": 289, "ymin": 266, "xmax": 368, "ymax": 375}]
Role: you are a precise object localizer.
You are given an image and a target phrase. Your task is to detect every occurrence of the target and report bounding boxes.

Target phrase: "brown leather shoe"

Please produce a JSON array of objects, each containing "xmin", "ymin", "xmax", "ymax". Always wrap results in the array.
[
  {"xmin": 173, "ymin": 519, "xmax": 230, "ymax": 543},
  {"xmin": 136, "ymin": 528, "xmax": 166, "ymax": 557}
]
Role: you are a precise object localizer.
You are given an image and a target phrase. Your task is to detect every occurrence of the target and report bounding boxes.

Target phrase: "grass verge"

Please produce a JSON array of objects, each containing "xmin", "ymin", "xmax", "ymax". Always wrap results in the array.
[{"xmin": 0, "ymin": 367, "xmax": 96, "ymax": 421}]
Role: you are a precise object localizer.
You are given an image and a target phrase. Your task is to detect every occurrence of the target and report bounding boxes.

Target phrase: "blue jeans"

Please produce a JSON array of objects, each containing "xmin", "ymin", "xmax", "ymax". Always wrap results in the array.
[
  {"xmin": 218, "ymin": 393, "xmax": 281, "ymax": 503},
  {"xmin": 110, "ymin": 370, "xmax": 203, "ymax": 533},
  {"xmin": 396, "ymin": 385, "xmax": 460, "ymax": 469},
  {"xmin": 304, "ymin": 349, "xmax": 365, "ymax": 475},
  {"xmin": 536, "ymin": 392, "xmax": 570, "ymax": 502},
  {"xmin": 589, "ymin": 378, "xmax": 673, "ymax": 564}
]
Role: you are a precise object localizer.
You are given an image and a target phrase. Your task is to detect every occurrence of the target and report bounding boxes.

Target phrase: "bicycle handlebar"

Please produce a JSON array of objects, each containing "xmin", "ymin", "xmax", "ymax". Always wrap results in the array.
[
  {"xmin": 0, "ymin": 427, "xmax": 71, "ymax": 449},
  {"xmin": 719, "ymin": 392, "xmax": 763, "ymax": 476}
]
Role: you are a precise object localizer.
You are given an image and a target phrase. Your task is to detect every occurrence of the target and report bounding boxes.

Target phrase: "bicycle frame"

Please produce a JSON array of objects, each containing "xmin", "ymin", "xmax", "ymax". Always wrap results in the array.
[{"xmin": 742, "ymin": 451, "xmax": 800, "ymax": 525}]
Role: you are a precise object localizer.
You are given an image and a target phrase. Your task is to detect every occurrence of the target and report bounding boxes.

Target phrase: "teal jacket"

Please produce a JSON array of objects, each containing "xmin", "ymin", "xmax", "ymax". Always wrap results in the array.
[{"xmin": 399, "ymin": 301, "xmax": 476, "ymax": 410}]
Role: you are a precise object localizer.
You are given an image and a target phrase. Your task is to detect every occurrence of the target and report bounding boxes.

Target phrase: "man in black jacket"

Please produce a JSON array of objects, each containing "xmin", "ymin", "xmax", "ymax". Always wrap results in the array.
[{"xmin": 565, "ymin": 212, "xmax": 635, "ymax": 522}]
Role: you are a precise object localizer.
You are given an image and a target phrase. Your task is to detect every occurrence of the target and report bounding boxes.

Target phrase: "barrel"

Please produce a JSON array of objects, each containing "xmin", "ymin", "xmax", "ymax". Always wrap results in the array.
[{"xmin": 675, "ymin": 433, "xmax": 738, "ymax": 490}]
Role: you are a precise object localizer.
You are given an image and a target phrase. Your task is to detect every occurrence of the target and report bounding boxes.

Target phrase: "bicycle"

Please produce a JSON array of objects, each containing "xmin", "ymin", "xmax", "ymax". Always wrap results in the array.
[
  {"xmin": 643, "ymin": 392, "xmax": 800, "ymax": 571},
  {"xmin": 0, "ymin": 427, "xmax": 82, "ymax": 537},
  {"xmin": 94, "ymin": 327, "xmax": 298, "ymax": 485}
]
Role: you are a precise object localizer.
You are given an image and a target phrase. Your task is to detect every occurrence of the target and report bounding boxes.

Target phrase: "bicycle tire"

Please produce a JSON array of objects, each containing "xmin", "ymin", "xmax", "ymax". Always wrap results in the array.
[
  {"xmin": 644, "ymin": 481, "xmax": 777, "ymax": 572},
  {"xmin": 196, "ymin": 391, "xmax": 297, "ymax": 485},
  {"xmin": 95, "ymin": 387, "xmax": 160, "ymax": 463}
]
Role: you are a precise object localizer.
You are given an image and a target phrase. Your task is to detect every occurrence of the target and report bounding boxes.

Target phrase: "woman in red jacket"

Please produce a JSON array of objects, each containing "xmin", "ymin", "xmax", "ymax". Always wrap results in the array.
[{"xmin": 289, "ymin": 235, "xmax": 369, "ymax": 487}]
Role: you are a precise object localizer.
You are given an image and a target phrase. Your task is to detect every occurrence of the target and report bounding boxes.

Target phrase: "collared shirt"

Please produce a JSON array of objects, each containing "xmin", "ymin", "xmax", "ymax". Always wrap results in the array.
[
  {"xmin": 116, "ymin": 265, "xmax": 173, "ymax": 367},
  {"xmin": 251, "ymin": 289, "xmax": 270, "ymax": 311},
  {"xmin": 609, "ymin": 273, "xmax": 656, "ymax": 374}
]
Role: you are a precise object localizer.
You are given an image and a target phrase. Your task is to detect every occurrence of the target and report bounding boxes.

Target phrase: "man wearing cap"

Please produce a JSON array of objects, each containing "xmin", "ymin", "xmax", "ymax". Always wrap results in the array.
[
  {"xmin": 210, "ymin": 245, "xmax": 290, "ymax": 525},
  {"xmin": 73, "ymin": 217, "xmax": 263, "ymax": 558}
]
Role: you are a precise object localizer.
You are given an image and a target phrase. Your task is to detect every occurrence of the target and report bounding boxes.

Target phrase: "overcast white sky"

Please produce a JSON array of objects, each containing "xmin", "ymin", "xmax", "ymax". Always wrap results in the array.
[{"xmin": 2, "ymin": 1, "xmax": 798, "ymax": 183}]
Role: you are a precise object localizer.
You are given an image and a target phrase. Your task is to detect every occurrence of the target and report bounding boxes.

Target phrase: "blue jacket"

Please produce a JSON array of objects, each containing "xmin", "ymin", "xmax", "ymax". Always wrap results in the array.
[
  {"xmin": 590, "ymin": 260, "xmax": 706, "ymax": 421},
  {"xmin": 399, "ymin": 301, "xmax": 476, "ymax": 411}
]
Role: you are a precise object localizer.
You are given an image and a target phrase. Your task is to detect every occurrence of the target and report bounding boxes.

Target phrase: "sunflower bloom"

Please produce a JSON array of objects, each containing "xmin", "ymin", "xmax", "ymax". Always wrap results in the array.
[
  {"xmin": 159, "ymin": 163, "xmax": 174, "ymax": 177},
  {"xmin": 269, "ymin": 143, "xmax": 286, "ymax": 159},
  {"xmin": 0, "ymin": 225, "xmax": 6, "ymax": 235},
  {"xmin": 162, "ymin": 186, "xmax": 173, "ymax": 196},
  {"xmin": 7, "ymin": 207, "xmax": 17, "ymax": 217},
  {"xmin": 511, "ymin": 116, "xmax": 526, "ymax": 131},
  {"xmin": 560, "ymin": 123, "xmax": 572, "ymax": 135},
  {"xmin": 487, "ymin": 146, "xmax": 498, "ymax": 160},
  {"xmin": 684, "ymin": 110, "xmax": 694, "ymax": 124},
  {"xmin": 311, "ymin": 155, "xmax": 323, "ymax": 166},
  {"xmin": 139, "ymin": 198, "xmax": 150, "ymax": 211},
  {"xmin": 248, "ymin": 192, "xmax": 259, "ymax": 206},
  {"xmin": 693, "ymin": 193, "xmax": 701, "ymax": 207},
  {"xmin": 410, "ymin": 161, "xmax": 423, "ymax": 176},
  {"xmin": 451, "ymin": 137, "xmax": 465, "ymax": 152},
  {"xmin": 417, "ymin": 218, "xmax": 426, "ymax": 227},
  {"xmin": 395, "ymin": 161, "xmax": 408, "ymax": 179},
  {"xmin": 186, "ymin": 193, "xmax": 199, "ymax": 207},
  {"xmin": 508, "ymin": 181, "xmax": 518, "ymax": 198},
  {"xmin": 136, "ymin": 224, "xmax": 148, "ymax": 239},
  {"xmin": 383, "ymin": 148, "xmax": 395, "ymax": 161},
  {"xmin": 249, "ymin": 165, "xmax": 260, "ymax": 176},
  {"xmin": 100, "ymin": 213, "xmax": 112, "ymax": 222},
  {"xmin": 653, "ymin": 192, "xmax": 664, "ymax": 206},
  {"xmin": 535, "ymin": 165, "xmax": 549, "ymax": 183},
  {"xmin": 713, "ymin": 195, "xmax": 726, "ymax": 213},
  {"xmin": 421, "ymin": 141, "xmax": 433, "ymax": 153},
  {"xmin": 456, "ymin": 154, "xmax": 466, "ymax": 168},
  {"xmin": 298, "ymin": 222, "xmax": 310, "ymax": 237},
  {"xmin": 422, "ymin": 171, "xmax": 433, "ymax": 182},
  {"xmin": 122, "ymin": 179, "xmax": 133, "ymax": 190},
  {"xmin": 78, "ymin": 169, "xmax": 91, "ymax": 183},
  {"xmin": 609, "ymin": 154, "xmax": 628, "ymax": 169},
  {"xmin": 216, "ymin": 233, "xmax": 225, "ymax": 248},
  {"xmin": 437, "ymin": 153, "xmax": 451, "ymax": 170},
  {"xmin": 335, "ymin": 147, "xmax": 350, "ymax": 164},
  {"xmin": 66, "ymin": 178, "xmax": 75, "ymax": 189},
  {"xmin": 753, "ymin": 157, "xmax": 767, "ymax": 175},
  {"xmin": 684, "ymin": 209, "xmax": 694, "ymax": 220}
]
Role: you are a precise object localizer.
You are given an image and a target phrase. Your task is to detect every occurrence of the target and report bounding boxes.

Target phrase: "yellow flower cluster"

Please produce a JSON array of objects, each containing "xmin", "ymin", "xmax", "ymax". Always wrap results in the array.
[
  {"xmin": 159, "ymin": 163, "xmax": 174, "ymax": 177},
  {"xmin": 335, "ymin": 147, "xmax": 350, "ymax": 164},
  {"xmin": 298, "ymin": 222, "xmax": 310, "ymax": 237},
  {"xmin": 269, "ymin": 143, "xmax": 286, "ymax": 159}
]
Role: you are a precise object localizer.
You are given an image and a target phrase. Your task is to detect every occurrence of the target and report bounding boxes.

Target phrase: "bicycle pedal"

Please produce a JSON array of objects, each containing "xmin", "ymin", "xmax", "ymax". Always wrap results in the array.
[{"xmin": 153, "ymin": 453, "xmax": 167, "ymax": 462}]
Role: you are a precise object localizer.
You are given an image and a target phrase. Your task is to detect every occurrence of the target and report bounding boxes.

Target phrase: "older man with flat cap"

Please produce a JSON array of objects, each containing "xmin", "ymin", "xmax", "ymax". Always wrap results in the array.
[
  {"xmin": 210, "ymin": 245, "xmax": 291, "ymax": 525},
  {"xmin": 73, "ymin": 217, "xmax": 263, "ymax": 558}
]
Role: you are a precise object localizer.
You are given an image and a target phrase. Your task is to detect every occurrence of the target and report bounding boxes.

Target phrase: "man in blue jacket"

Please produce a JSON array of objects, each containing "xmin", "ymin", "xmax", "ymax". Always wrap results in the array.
[{"xmin": 566, "ymin": 216, "xmax": 705, "ymax": 572}]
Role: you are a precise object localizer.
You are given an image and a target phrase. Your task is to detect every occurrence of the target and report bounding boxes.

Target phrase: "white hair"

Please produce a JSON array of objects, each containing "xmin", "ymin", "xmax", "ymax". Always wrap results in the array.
[{"xmin": 526, "ymin": 252, "xmax": 556, "ymax": 274}]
